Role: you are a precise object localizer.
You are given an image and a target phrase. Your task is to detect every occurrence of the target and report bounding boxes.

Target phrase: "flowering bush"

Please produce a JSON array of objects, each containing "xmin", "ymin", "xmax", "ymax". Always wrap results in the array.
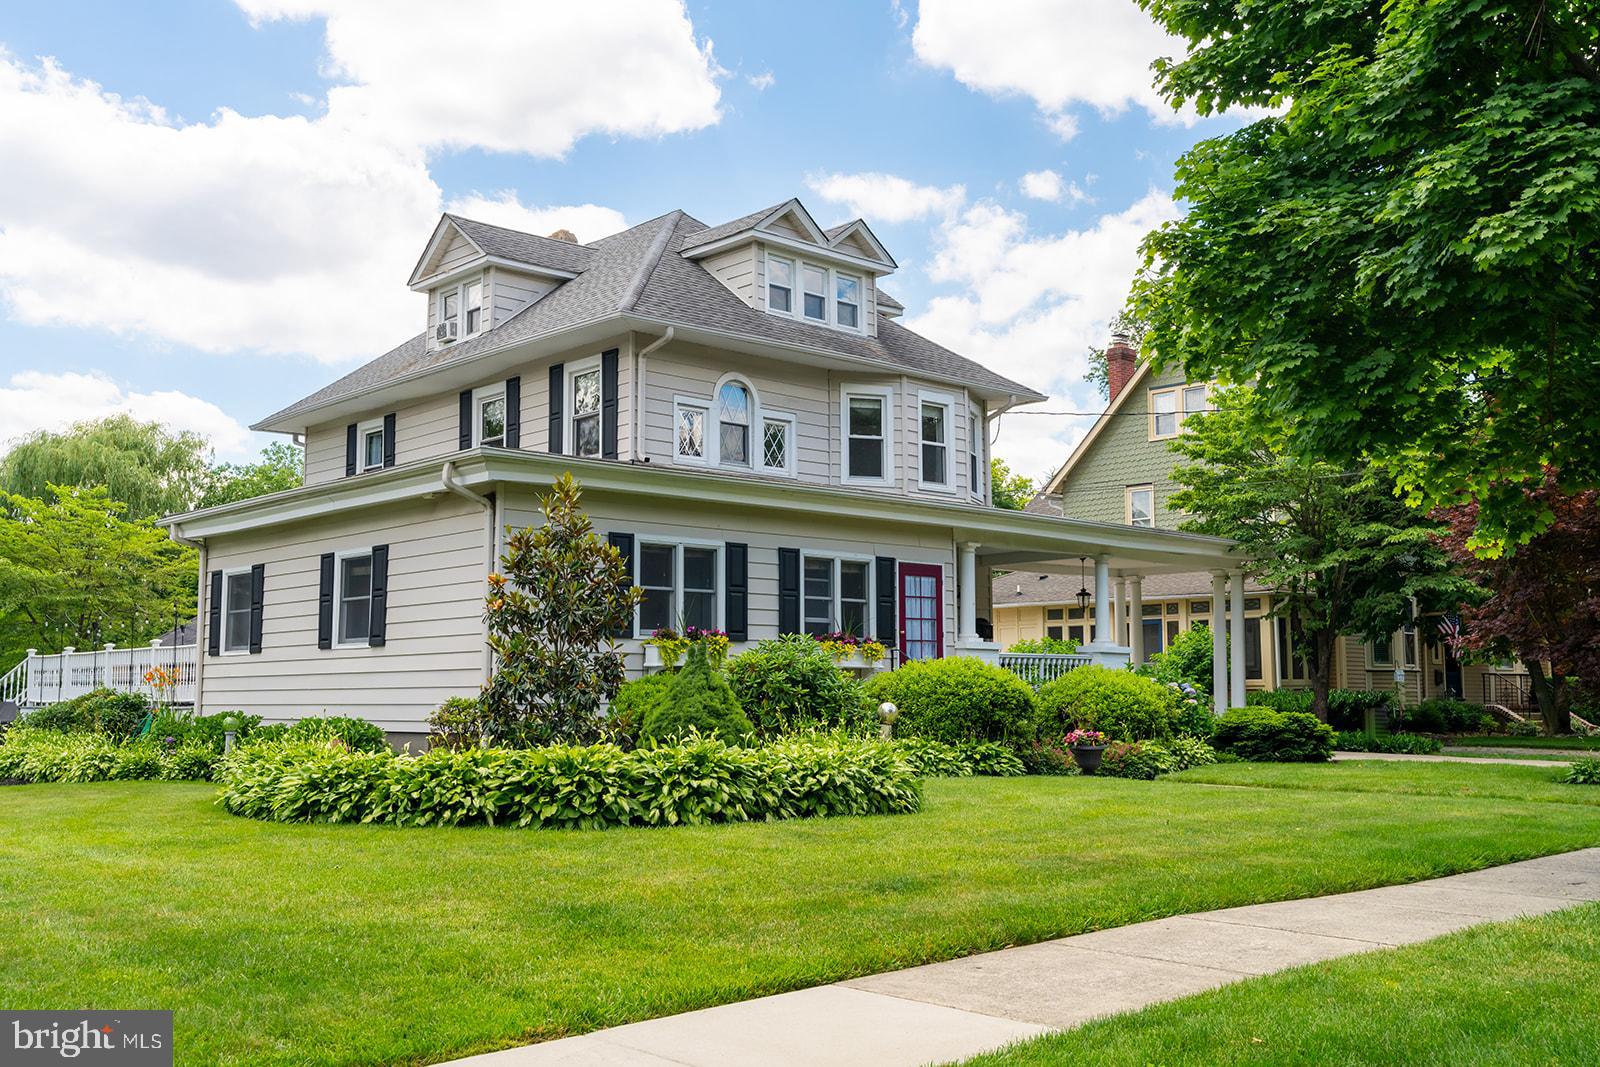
[
  {"xmin": 1064, "ymin": 728, "xmax": 1108, "ymax": 746},
  {"xmin": 1097, "ymin": 741, "xmax": 1176, "ymax": 780},
  {"xmin": 1018, "ymin": 738, "xmax": 1077, "ymax": 775},
  {"xmin": 143, "ymin": 665, "xmax": 183, "ymax": 707},
  {"xmin": 646, "ymin": 626, "xmax": 731, "ymax": 668}
]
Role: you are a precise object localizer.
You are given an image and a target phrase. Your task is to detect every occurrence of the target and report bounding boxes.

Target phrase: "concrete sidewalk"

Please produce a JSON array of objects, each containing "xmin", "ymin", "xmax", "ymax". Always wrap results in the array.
[
  {"xmin": 1334, "ymin": 750, "xmax": 1575, "ymax": 767},
  {"xmin": 443, "ymin": 849, "xmax": 1600, "ymax": 1067}
]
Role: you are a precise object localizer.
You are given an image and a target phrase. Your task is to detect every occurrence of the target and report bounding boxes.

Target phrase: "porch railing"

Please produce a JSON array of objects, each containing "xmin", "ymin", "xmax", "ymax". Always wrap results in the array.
[
  {"xmin": 998, "ymin": 652, "xmax": 1093, "ymax": 686},
  {"xmin": 0, "ymin": 644, "xmax": 198, "ymax": 709},
  {"xmin": 1480, "ymin": 672, "xmax": 1533, "ymax": 710}
]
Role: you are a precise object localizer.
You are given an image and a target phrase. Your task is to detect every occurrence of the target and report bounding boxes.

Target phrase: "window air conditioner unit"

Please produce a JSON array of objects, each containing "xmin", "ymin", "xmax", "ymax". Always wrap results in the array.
[{"xmin": 435, "ymin": 321, "xmax": 458, "ymax": 343}]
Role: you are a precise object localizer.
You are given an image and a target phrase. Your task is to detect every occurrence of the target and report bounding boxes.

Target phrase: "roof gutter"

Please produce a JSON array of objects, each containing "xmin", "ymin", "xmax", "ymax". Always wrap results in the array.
[{"xmin": 441, "ymin": 460, "xmax": 491, "ymax": 508}]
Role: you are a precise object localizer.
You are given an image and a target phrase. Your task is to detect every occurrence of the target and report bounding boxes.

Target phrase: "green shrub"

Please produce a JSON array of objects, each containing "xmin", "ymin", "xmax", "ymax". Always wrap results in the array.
[
  {"xmin": 285, "ymin": 715, "xmax": 390, "ymax": 753},
  {"xmin": 0, "ymin": 727, "xmax": 218, "ymax": 783},
  {"xmin": 888, "ymin": 738, "xmax": 1026, "ymax": 777},
  {"xmin": 725, "ymin": 635, "xmax": 871, "ymax": 738},
  {"xmin": 864, "ymin": 658, "xmax": 1038, "ymax": 744},
  {"xmin": 1165, "ymin": 735, "xmax": 1219, "ymax": 770},
  {"xmin": 1246, "ymin": 689, "xmax": 1314, "ymax": 715},
  {"xmin": 21, "ymin": 689, "xmax": 150, "ymax": 738},
  {"xmin": 161, "ymin": 742, "xmax": 220, "ymax": 781},
  {"xmin": 1396, "ymin": 701, "xmax": 1446, "ymax": 733},
  {"xmin": 1507, "ymin": 719, "xmax": 1541, "ymax": 737},
  {"xmin": 249, "ymin": 723, "xmax": 291, "ymax": 745},
  {"xmin": 1036, "ymin": 666, "xmax": 1178, "ymax": 741},
  {"xmin": 1325, "ymin": 689, "xmax": 1393, "ymax": 731},
  {"xmin": 428, "ymin": 697, "xmax": 487, "ymax": 752},
  {"xmin": 961, "ymin": 741, "xmax": 1027, "ymax": 776},
  {"xmin": 607, "ymin": 675, "xmax": 674, "ymax": 748},
  {"xmin": 149, "ymin": 710, "xmax": 264, "ymax": 752},
  {"xmin": 1563, "ymin": 758, "xmax": 1600, "ymax": 785},
  {"xmin": 111, "ymin": 742, "xmax": 164, "ymax": 780},
  {"xmin": 1407, "ymin": 698, "xmax": 1491, "ymax": 734},
  {"xmin": 1098, "ymin": 741, "xmax": 1175, "ymax": 780},
  {"xmin": 1333, "ymin": 730, "xmax": 1443, "ymax": 754},
  {"xmin": 1136, "ymin": 625, "xmax": 1213, "ymax": 695},
  {"xmin": 1006, "ymin": 636, "xmax": 1080, "ymax": 655},
  {"xmin": 215, "ymin": 735, "xmax": 921, "ymax": 828},
  {"xmin": 1212, "ymin": 707, "xmax": 1335, "ymax": 762},
  {"xmin": 1017, "ymin": 738, "xmax": 1077, "ymax": 775},
  {"xmin": 1168, "ymin": 684, "xmax": 1215, "ymax": 738},
  {"xmin": 640, "ymin": 642, "xmax": 754, "ymax": 746}
]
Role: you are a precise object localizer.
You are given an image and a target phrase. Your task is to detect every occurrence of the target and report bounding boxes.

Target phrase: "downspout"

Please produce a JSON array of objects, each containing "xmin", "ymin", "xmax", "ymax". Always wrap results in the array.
[
  {"xmin": 442, "ymin": 461, "xmax": 496, "ymax": 683},
  {"xmin": 632, "ymin": 326, "xmax": 674, "ymax": 461},
  {"xmin": 983, "ymin": 394, "xmax": 1022, "ymax": 506}
]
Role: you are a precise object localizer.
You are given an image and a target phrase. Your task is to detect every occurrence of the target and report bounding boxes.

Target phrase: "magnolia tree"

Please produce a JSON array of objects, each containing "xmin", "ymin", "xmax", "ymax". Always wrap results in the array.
[
  {"xmin": 480, "ymin": 474, "xmax": 641, "ymax": 746},
  {"xmin": 1435, "ymin": 477, "xmax": 1600, "ymax": 734}
]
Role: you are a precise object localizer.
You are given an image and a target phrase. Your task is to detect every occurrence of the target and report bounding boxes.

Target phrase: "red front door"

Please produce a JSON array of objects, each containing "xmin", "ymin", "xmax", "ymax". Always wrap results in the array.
[{"xmin": 899, "ymin": 563, "xmax": 943, "ymax": 661}]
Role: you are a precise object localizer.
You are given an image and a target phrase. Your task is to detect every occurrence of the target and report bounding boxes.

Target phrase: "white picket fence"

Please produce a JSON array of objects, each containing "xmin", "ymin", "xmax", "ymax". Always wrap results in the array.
[
  {"xmin": 0, "ymin": 643, "xmax": 198, "ymax": 709},
  {"xmin": 998, "ymin": 652, "xmax": 1094, "ymax": 686}
]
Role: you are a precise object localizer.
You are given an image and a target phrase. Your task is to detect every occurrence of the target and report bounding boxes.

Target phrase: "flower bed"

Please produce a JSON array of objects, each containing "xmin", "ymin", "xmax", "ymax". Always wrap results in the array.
[
  {"xmin": 215, "ymin": 734, "xmax": 922, "ymax": 829},
  {"xmin": 0, "ymin": 726, "xmax": 220, "ymax": 783}
]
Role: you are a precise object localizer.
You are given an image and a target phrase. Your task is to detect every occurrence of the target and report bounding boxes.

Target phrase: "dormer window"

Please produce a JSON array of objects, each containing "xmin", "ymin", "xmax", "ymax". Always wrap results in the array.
[
  {"xmin": 437, "ymin": 276, "xmax": 485, "ymax": 344},
  {"xmin": 768, "ymin": 257, "xmax": 793, "ymax": 313},
  {"xmin": 802, "ymin": 265, "xmax": 826, "ymax": 321},
  {"xmin": 764, "ymin": 250, "xmax": 868, "ymax": 334},
  {"xmin": 835, "ymin": 274, "xmax": 860, "ymax": 328},
  {"xmin": 464, "ymin": 280, "xmax": 483, "ymax": 334}
]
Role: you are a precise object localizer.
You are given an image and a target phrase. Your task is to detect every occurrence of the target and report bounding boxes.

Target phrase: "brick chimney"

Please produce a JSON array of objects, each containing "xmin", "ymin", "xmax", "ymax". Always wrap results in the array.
[{"xmin": 1106, "ymin": 333, "xmax": 1137, "ymax": 402}]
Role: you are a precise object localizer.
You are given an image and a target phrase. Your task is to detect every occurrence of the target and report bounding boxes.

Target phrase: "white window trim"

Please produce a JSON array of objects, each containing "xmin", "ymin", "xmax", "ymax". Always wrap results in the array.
[
  {"xmin": 436, "ymin": 273, "xmax": 487, "ymax": 344},
  {"xmin": 759, "ymin": 411, "xmax": 797, "ymax": 477},
  {"xmin": 672, "ymin": 395, "xmax": 711, "ymax": 466},
  {"xmin": 566, "ymin": 355, "xmax": 604, "ymax": 459},
  {"xmin": 968, "ymin": 403, "xmax": 985, "ymax": 501},
  {"xmin": 333, "ymin": 548, "xmax": 375, "ymax": 649},
  {"xmin": 840, "ymin": 383, "xmax": 896, "ymax": 487},
  {"xmin": 799, "ymin": 553, "xmax": 875, "ymax": 638},
  {"xmin": 916, "ymin": 390, "xmax": 956, "ymax": 493},
  {"xmin": 471, "ymin": 383, "xmax": 508, "ymax": 448},
  {"xmin": 1126, "ymin": 484, "xmax": 1155, "ymax": 527},
  {"xmin": 712, "ymin": 373, "xmax": 758, "ymax": 469},
  {"xmin": 357, "ymin": 417, "xmax": 386, "ymax": 472},
  {"xmin": 763, "ymin": 248, "xmax": 868, "ymax": 335},
  {"xmin": 633, "ymin": 537, "xmax": 723, "ymax": 634},
  {"xmin": 219, "ymin": 567, "xmax": 254, "ymax": 656}
]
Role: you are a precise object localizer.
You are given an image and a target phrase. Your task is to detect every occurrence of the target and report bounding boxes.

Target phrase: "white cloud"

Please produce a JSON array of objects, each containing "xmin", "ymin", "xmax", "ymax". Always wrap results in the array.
[
  {"xmin": 806, "ymin": 171, "xmax": 966, "ymax": 225},
  {"xmin": 906, "ymin": 191, "xmax": 1180, "ymax": 481},
  {"xmin": 1019, "ymin": 169, "xmax": 1088, "ymax": 205},
  {"xmin": 747, "ymin": 71, "xmax": 775, "ymax": 91},
  {"xmin": 0, "ymin": 371, "xmax": 256, "ymax": 459},
  {"xmin": 236, "ymin": 0, "xmax": 722, "ymax": 157},
  {"xmin": 442, "ymin": 193, "xmax": 627, "ymax": 243},
  {"xmin": 0, "ymin": 2, "xmax": 720, "ymax": 364},
  {"xmin": 911, "ymin": 0, "xmax": 1187, "ymax": 136}
]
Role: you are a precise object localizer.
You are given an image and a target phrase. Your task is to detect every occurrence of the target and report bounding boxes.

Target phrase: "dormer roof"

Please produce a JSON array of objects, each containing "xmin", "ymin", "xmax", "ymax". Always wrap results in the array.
[
  {"xmin": 679, "ymin": 197, "xmax": 897, "ymax": 270},
  {"xmin": 407, "ymin": 214, "xmax": 594, "ymax": 288}
]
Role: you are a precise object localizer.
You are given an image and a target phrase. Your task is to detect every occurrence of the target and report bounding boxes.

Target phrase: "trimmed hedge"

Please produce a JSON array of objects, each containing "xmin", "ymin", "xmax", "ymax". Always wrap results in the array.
[
  {"xmin": 1334, "ymin": 730, "xmax": 1442, "ymax": 755},
  {"xmin": 1036, "ymin": 666, "xmax": 1179, "ymax": 741},
  {"xmin": 726, "ymin": 635, "xmax": 872, "ymax": 737},
  {"xmin": 640, "ymin": 642, "xmax": 755, "ymax": 745},
  {"xmin": 1212, "ymin": 707, "xmax": 1335, "ymax": 762},
  {"xmin": 891, "ymin": 737, "xmax": 1026, "ymax": 778},
  {"xmin": 863, "ymin": 658, "xmax": 1038, "ymax": 744},
  {"xmin": 216, "ymin": 735, "xmax": 922, "ymax": 828},
  {"xmin": 0, "ymin": 727, "xmax": 220, "ymax": 783}
]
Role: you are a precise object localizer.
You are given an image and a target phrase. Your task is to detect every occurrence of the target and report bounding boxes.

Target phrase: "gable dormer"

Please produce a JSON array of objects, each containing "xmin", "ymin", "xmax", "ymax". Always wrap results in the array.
[
  {"xmin": 681, "ymin": 199, "xmax": 898, "ymax": 338},
  {"xmin": 408, "ymin": 215, "xmax": 591, "ymax": 352}
]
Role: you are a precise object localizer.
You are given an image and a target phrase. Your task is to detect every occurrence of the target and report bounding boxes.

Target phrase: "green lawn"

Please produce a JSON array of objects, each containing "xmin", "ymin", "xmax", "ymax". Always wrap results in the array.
[
  {"xmin": 1173, "ymin": 757, "xmax": 1599, "ymax": 805},
  {"xmin": 1445, "ymin": 734, "xmax": 1600, "ymax": 752},
  {"xmin": 962, "ymin": 902, "xmax": 1600, "ymax": 1066},
  {"xmin": 3, "ymin": 766, "xmax": 1599, "ymax": 1066}
]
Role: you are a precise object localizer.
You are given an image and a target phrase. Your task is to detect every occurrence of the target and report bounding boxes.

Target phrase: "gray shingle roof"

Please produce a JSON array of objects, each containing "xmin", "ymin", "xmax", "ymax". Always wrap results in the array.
[
  {"xmin": 444, "ymin": 214, "xmax": 595, "ymax": 275},
  {"xmin": 993, "ymin": 569, "xmax": 1269, "ymax": 606},
  {"xmin": 258, "ymin": 207, "xmax": 1045, "ymax": 428},
  {"xmin": 676, "ymin": 202, "xmax": 787, "ymax": 252},
  {"xmin": 875, "ymin": 288, "xmax": 905, "ymax": 311}
]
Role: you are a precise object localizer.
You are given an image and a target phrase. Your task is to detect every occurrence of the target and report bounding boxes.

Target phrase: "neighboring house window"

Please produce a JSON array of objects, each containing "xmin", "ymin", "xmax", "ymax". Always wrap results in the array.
[
  {"xmin": 1046, "ymin": 608, "xmax": 1065, "ymax": 622},
  {"xmin": 802, "ymin": 555, "xmax": 872, "ymax": 637},
  {"xmin": 638, "ymin": 542, "xmax": 719, "ymax": 633},
  {"xmin": 768, "ymin": 256, "xmax": 793, "ymax": 313},
  {"xmin": 359, "ymin": 418, "xmax": 385, "ymax": 472},
  {"xmin": 1126, "ymin": 485, "xmax": 1155, "ymax": 527},
  {"xmin": 919, "ymin": 395, "xmax": 952, "ymax": 489},
  {"xmin": 1371, "ymin": 635, "xmax": 1394, "ymax": 666},
  {"xmin": 222, "ymin": 570, "xmax": 253, "ymax": 654},
  {"xmin": 761, "ymin": 415, "xmax": 794, "ymax": 475},
  {"xmin": 1150, "ymin": 384, "xmax": 1211, "ymax": 440},
  {"xmin": 571, "ymin": 365, "xmax": 602, "ymax": 457},
  {"xmin": 718, "ymin": 381, "xmax": 751, "ymax": 465},
  {"xmin": 842, "ymin": 386, "xmax": 893, "ymax": 485},
  {"xmin": 835, "ymin": 273, "xmax": 860, "ymax": 328},
  {"xmin": 1401, "ymin": 620, "xmax": 1418, "ymax": 668},
  {"xmin": 475, "ymin": 385, "xmax": 507, "ymax": 447},
  {"xmin": 337, "ymin": 552, "xmax": 374, "ymax": 645},
  {"xmin": 675, "ymin": 400, "xmax": 707, "ymax": 461},
  {"xmin": 802, "ymin": 265, "xmax": 827, "ymax": 321}
]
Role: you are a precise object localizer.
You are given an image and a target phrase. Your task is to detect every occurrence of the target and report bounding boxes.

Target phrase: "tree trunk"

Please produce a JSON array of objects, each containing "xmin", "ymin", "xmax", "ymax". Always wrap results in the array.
[
  {"xmin": 1528, "ymin": 664, "xmax": 1572, "ymax": 735},
  {"xmin": 1307, "ymin": 631, "xmax": 1336, "ymax": 721}
]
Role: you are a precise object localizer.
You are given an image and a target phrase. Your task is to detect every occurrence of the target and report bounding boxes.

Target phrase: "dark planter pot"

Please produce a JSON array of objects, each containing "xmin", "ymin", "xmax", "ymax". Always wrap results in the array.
[{"xmin": 1071, "ymin": 744, "xmax": 1107, "ymax": 776}]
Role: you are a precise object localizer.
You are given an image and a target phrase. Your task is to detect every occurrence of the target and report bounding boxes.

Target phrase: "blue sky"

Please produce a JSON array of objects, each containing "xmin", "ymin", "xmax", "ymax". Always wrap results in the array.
[{"xmin": 0, "ymin": 0, "xmax": 1244, "ymax": 479}]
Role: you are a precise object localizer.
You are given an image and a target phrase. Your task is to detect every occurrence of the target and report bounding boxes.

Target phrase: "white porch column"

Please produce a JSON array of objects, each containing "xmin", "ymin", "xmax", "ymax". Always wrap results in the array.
[
  {"xmin": 1210, "ymin": 572, "xmax": 1228, "ymax": 715},
  {"xmin": 958, "ymin": 542, "xmax": 980, "ymax": 641},
  {"xmin": 1093, "ymin": 556, "xmax": 1110, "ymax": 645},
  {"xmin": 1128, "ymin": 576, "xmax": 1144, "ymax": 663},
  {"xmin": 1229, "ymin": 570, "xmax": 1248, "ymax": 709}
]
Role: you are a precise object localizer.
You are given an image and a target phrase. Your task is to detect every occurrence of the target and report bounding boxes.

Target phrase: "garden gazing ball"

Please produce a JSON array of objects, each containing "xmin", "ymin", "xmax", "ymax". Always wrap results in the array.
[{"xmin": 877, "ymin": 701, "xmax": 898, "ymax": 724}]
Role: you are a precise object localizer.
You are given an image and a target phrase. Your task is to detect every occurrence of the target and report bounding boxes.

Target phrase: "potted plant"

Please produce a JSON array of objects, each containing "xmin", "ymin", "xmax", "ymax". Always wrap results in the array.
[{"xmin": 1065, "ymin": 728, "xmax": 1109, "ymax": 775}]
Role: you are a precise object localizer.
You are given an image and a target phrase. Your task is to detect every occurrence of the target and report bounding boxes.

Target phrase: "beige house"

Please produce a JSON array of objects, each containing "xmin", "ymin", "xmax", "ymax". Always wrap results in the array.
[
  {"xmin": 994, "ymin": 339, "xmax": 1529, "ymax": 710},
  {"xmin": 164, "ymin": 200, "xmax": 1246, "ymax": 741}
]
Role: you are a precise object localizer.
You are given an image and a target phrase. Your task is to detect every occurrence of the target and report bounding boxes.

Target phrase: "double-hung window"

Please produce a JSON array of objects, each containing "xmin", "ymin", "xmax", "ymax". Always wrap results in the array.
[
  {"xmin": 1150, "ymin": 388, "xmax": 1180, "ymax": 439},
  {"xmin": 918, "ymin": 395, "xmax": 952, "ymax": 490},
  {"xmin": 835, "ymin": 274, "xmax": 861, "ymax": 328},
  {"xmin": 475, "ymin": 386, "xmax": 507, "ymax": 448},
  {"xmin": 463, "ymin": 279, "xmax": 483, "ymax": 335},
  {"xmin": 1371, "ymin": 635, "xmax": 1394, "ymax": 666},
  {"xmin": 718, "ymin": 381, "xmax": 751, "ymax": 465},
  {"xmin": 222, "ymin": 570, "xmax": 253, "ymax": 653},
  {"xmin": 1182, "ymin": 384, "xmax": 1208, "ymax": 423},
  {"xmin": 1126, "ymin": 485, "xmax": 1154, "ymax": 527},
  {"xmin": 767, "ymin": 256, "xmax": 793, "ymax": 313},
  {"xmin": 571, "ymin": 366, "xmax": 602, "ymax": 457},
  {"xmin": 802, "ymin": 556, "xmax": 872, "ymax": 638},
  {"xmin": 337, "ymin": 552, "xmax": 374, "ymax": 645},
  {"xmin": 359, "ymin": 418, "xmax": 386, "ymax": 472},
  {"xmin": 437, "ymin": 276, "xmax": 486, "ymax": 342},
  {"xmin": 638, "ymin": 542, "xmax": 719, "ymax": 633},
  {"xmin": 802, "ymin": 265, "xmax": 827, "ymax": 321},
  {"xmin": 843, "ymin": 387, "xmax": 892, "ymax": 484}
]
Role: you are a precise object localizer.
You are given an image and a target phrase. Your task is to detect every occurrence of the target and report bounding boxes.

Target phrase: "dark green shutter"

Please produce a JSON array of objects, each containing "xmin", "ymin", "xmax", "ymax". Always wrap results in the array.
[
  {"xmin": 608, "ymin": 532, "xmax": 634, "ymax": 638},
  {"xmin": 368, "ymin": 545, "xmax": 389, "ymax": 648},
  {"xmin": 725, "ymin": 542, "xmax": 748, "ymax": 641},
  {"xmin": 875, "ymin": 556, "xmax": 897, "ymax": 645},
  {"xmin": 547, "ymin": 363, "xmax": 565, "ymax": 454},
  {"xmin": 601, "ymin": 349, "xmax": 619, "ymax": 459},
  {"xmin": 206, "ymin": 570, "xmax": 222, "ymax": 656},
  {"xmin": 317, "ymin": 554, "xmax": 335, "ymax": 650},
  {"xmin": 248, "ymin": 564, "xmax": 265, "ymax": 654},
  {"xmin": 778, "ymin": 548, "xmax": 801, "ymax": 635},
  {"xmin": 504, "ymin": 376, "xmax": 521, "ymax": 449}
]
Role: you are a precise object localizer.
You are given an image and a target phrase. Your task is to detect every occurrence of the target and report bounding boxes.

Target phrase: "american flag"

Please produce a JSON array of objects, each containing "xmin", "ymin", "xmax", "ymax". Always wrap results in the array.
[{"xmin": 1437, "ymin": 615, "xmax": 1462, "ymax": 650}]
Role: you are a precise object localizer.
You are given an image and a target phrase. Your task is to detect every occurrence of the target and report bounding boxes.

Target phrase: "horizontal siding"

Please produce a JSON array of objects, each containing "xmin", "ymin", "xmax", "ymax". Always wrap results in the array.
[
  {"xmin": 489, "ymin": 266, "xmax": 557, "ymax": 328},
  {"xmin": 199, "ymin": 497, "xmax": 489, "ymax": 731},
  {"xmin": 704, "ymin": 244, "xmax": 756, "ymax": 307}
]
